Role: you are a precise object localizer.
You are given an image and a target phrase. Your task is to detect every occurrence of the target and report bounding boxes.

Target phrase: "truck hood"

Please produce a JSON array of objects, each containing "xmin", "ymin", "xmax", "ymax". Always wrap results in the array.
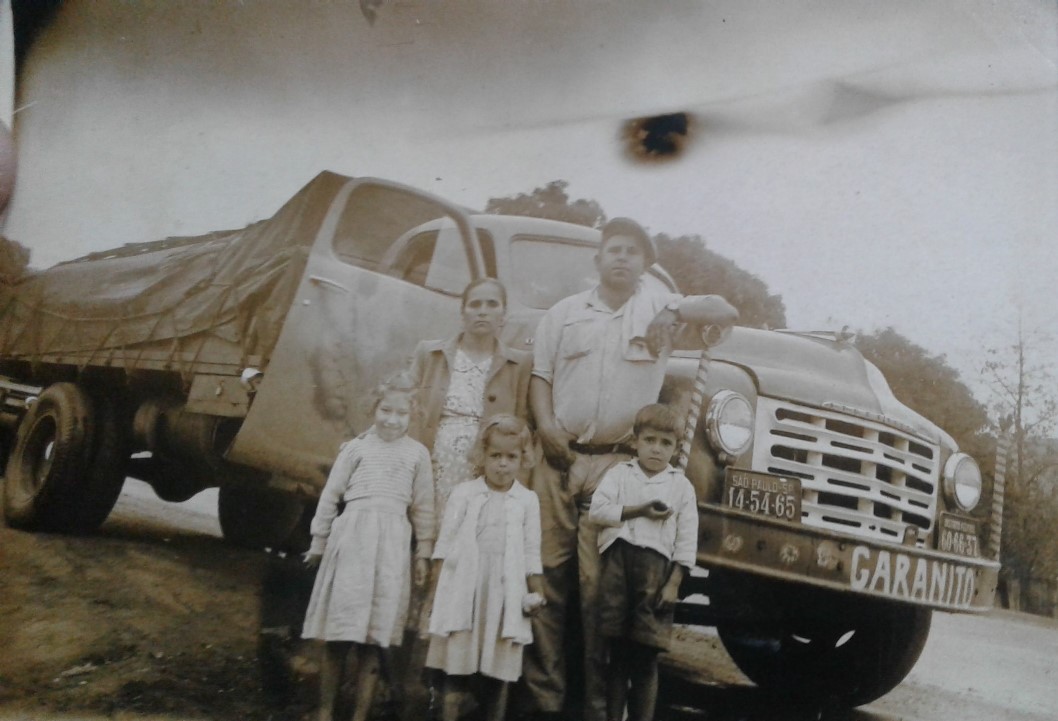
[{"xmin": 701, "ymin": 327, "xmax": 951, "ymax": 447}]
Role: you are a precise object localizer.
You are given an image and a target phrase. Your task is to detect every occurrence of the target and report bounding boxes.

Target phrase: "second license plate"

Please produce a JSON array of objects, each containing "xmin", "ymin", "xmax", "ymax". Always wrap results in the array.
[
  {"xmin": 938, "ymin": 513, "xmax": 981, "ymax": 558},
  {"xmin": 723, "ymin": 468, "xmax": 802, "ymax": 522}
]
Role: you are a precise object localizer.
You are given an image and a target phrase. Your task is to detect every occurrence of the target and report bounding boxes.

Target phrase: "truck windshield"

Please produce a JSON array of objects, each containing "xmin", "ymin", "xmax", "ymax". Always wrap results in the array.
[
  {"xmin": 508, "ymin": 235, "xmax": 677, "ymax": 310},
  {"xmin": 508, "ymin": 236, "xmax": 597, "ymax": 309}
]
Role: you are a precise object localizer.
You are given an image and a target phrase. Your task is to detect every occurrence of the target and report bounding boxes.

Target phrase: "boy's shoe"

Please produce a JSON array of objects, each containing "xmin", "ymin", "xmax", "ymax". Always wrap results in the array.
[
  {"xmin": 425, "ymin": 683, "xmax": 442, "ymax": 721},
  {"xmin": 372, "ymin": 697, "xmax": 401, "ymax": 721},
  {"xmin": 519, "ymin": 713, "xmax": 567, "ymax": 721}
]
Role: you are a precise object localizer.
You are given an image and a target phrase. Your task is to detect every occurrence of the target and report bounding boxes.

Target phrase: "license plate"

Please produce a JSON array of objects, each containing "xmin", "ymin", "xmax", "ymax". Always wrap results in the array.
[
  {"xmin": 938, "ymin": 513, "xmax": 981, "ymax": 557},
  {"xmin": 723, "ymin": 469, "xmax": 801, "ymax": 522}
]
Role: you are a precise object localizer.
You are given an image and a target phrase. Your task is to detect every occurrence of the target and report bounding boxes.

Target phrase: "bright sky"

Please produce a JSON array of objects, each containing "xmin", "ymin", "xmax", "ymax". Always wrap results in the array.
[
  {"xmin": 451, "ymin": 1, "xmax": 1058, "ymax": 410},
  {"xmin": 6, "ymin": 0, "xmax": 1057, "ymax": 414},
  {"xmin": 439, "ymin": 1, "xmax": 1058, "ymax": 411}
]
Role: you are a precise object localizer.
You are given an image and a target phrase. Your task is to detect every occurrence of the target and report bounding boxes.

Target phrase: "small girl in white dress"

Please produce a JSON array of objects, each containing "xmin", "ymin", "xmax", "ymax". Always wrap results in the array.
[
  {"xmin": 426, "ymin": 414, "xmax": 546, "ymax": 721},
  {"xmin": 302, "ymin": 372, "xmax": 435, "ymax": 721}
]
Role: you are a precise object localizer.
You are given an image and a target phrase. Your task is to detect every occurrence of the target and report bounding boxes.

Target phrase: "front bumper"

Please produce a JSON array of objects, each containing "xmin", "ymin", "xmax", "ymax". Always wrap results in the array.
[{"xmin": 696, "ymin": 503, "xmax": 1000, "ymax": 613}]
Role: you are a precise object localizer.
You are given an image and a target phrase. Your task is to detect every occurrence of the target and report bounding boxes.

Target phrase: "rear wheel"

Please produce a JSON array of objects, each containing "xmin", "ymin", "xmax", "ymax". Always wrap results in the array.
[
  {"xmin": 217, "ymin": 483, "xmax": 305, "ymax": 550},
  {"xmin": 67, "ymin": 395, "xmax": 131, "ymax": 532},
  {"xmin": 717, "ymin": 591, "xmax": 931, "ymax": 707},
  {"xmin": 3, "ymin": 383, "xmax": 93, "ymax": 530}
]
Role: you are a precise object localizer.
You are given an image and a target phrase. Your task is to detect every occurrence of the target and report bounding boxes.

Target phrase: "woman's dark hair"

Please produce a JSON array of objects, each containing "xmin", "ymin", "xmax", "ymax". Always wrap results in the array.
[{"xmin": 460, "ymin": 277, "xmax": 508, "ymax": 310}]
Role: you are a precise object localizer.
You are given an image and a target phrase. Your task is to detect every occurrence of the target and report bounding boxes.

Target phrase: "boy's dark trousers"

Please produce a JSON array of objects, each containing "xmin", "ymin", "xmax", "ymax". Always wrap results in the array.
[{"xmin": 604, "ymin": 639, "xmax": 661, "ymax": 721}]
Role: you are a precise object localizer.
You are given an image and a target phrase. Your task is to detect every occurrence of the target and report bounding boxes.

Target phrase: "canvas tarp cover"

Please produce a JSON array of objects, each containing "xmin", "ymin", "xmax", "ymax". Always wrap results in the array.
[{"xmin": 0, "ymin": 171, "xmax": 349, "ymax": 370}]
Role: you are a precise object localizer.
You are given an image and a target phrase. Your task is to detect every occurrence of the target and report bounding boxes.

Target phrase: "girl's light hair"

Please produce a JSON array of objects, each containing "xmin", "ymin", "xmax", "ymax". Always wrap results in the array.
[
  {"xmin": 370, "ymin": 370, "xmax": 420, "ymax": 413},
  {"xmin": 469, "ymin": 413, "xmax": 536, "ymax": 475}
]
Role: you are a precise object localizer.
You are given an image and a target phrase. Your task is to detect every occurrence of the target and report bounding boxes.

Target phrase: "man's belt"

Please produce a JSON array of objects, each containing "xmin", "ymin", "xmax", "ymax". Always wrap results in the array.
[{"xmin": 568, "ymin": 441, "xmax": 635, "ymax": 456}]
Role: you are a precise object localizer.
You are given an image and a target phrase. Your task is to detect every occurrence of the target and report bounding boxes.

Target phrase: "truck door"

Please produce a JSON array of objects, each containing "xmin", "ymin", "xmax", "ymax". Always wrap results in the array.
[{"xmin": 226, "ymin": 178, "xmax": 484, "ymax": 487}]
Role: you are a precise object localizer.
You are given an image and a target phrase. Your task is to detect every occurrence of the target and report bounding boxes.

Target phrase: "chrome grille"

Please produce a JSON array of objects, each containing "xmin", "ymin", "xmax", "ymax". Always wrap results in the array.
[{"xmin": 752, "ymin": 397, "xmax": 939, "ymax": 543}]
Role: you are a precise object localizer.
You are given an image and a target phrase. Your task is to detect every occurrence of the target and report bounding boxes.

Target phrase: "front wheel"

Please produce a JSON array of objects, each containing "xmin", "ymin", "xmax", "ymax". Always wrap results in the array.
[{"xmin": 717, "ymin": 593, "xmax": 931, "ymax": 707}]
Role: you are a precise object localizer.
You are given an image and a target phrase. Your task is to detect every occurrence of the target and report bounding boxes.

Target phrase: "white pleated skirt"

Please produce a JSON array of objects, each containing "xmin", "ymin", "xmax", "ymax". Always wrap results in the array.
[{"xmin": 302, "ymin": 500, "xmax": 412, "ymax": 647}]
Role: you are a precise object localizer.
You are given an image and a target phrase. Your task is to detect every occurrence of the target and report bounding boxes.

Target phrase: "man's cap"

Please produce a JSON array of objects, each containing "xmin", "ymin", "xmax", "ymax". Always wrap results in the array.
[{"xmin": 600, "ymin": 217, "xmax": 657, "ymax": 266}]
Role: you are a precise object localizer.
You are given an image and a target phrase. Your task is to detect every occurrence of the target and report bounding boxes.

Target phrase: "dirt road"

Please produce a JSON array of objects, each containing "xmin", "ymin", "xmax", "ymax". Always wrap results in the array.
[{"xmin": 1, "ymin": 480, "xmax": 1056, "ymax": 721}]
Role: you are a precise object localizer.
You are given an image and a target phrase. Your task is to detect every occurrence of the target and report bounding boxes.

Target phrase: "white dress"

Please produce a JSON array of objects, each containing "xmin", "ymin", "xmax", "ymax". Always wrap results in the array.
[
  {"xmin": 426, "ymin": 482, "xmax": 540, "ymax": 682},
  {"xmin": 301, "ymin": 433, "xmax": 434, "ymax": 646}
]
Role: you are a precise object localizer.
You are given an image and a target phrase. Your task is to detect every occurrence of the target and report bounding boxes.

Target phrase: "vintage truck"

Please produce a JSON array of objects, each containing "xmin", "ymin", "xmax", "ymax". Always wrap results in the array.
[{"xmin": 0, "ymin": 172, "xmax": 999, "ymax": 705}]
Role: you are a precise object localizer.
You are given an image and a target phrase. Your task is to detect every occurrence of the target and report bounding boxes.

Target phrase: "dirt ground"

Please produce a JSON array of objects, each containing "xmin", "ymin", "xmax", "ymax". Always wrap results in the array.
[
  {"xmin": 0, "ymin": 483, "xmax": 743, "ymax": 721},
  {"xmin": 0, "ymin": 501, "xmax": 301, "ymax": 720},
  {"xmin": 8, "ymin": 481, "xmax": 1054, "ymax": 721}
]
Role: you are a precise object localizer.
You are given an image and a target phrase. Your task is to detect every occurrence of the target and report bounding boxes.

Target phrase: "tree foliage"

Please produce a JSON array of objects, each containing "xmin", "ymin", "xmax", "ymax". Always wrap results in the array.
[
  {"xmin": 0, "ymin": 235, "xmax": 30, "ymax": 283},
  {"xmin": 654, "ymin": 234, "xmax": 786, "ymax": 330},
  {"xmin": 982, "ymin": 321, "xmax": 1058, "ymax": 590},
  {"xmin": 485, "ymin": 181, "xmax": 787, "ymax": 329},
  {"xmin": 485, "ymin": 180, "xmax": 606, "ymax": 228}
]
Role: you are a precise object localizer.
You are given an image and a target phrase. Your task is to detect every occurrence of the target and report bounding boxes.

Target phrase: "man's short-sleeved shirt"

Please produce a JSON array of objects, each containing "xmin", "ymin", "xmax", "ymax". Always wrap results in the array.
[{"xmin": 532, "ymin": 284, "xmax": 680, "ymax": 445}]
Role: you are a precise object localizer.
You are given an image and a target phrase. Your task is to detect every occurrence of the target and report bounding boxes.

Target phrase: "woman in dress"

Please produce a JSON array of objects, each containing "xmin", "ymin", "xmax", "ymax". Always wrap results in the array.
[
  {"xmin": 408, "ymin": 277, "xmax": 531, "ymax": 519},
  {"xmin": 405, "ymin": 278, "xmax": 531, "ymax": 715}
]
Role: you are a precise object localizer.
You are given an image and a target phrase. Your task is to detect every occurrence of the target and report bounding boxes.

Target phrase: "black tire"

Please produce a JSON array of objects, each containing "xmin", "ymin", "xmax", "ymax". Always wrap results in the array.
[
  {"xmin": 126, "ymin": 457, "xmax": 210, "ymax": 503},
  {"xmin": 217, "ymin": 483, "xmax": 305, "ymax": 550},
  {"xmin": 67, "ymin": 395, "xmax": 131, "ymax": 532},
  {"xmin": 278, "ymin": 502, "xmax": 315, "ymax": 555},
  {"xmin": 717, "ymin": 595, "xmax": 931, "ymax": 707},
  {"xmin": 2, "ymin": 382, "xmax": 94, "ymax": 530}
]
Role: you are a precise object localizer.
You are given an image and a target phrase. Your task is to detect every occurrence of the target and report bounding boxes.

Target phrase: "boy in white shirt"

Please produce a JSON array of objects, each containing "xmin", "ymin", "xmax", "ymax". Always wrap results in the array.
[{"xmin": 588, "ymin": 404, "xmax": 699, "ymax": 721}]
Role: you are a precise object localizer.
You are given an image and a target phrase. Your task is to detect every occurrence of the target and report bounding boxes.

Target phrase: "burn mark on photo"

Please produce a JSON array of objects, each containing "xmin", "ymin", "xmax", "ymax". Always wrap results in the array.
[{"xmin": 623, "ymin": 112, "xmax": 692, "ymax": 162}]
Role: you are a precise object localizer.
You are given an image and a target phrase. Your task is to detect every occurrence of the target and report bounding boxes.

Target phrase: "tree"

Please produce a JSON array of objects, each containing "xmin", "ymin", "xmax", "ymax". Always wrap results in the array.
[
  {"xmin": 0, "ymin": 235, "xmax": 31, "ymax": 283},
  {"xmin": 655, "ymin": 234, "xmax": 786, "ymax": 330},
  {"xmin": 485, "ymin": 181, "xmax": 787, "ymax": 329},
  {"xmin": 485, "ymin": 180, "xmax": 606, "ymax": 228},
  {"xmin": 982, "ymin": 320, "xmax": 1058, "ymax": 601}
]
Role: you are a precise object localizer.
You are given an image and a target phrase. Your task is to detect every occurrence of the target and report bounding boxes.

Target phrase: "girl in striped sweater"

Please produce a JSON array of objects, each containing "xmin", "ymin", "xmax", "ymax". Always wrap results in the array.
[{"xmin": 302, "ymin": 372, "xmax": 436, "ymax": 721}]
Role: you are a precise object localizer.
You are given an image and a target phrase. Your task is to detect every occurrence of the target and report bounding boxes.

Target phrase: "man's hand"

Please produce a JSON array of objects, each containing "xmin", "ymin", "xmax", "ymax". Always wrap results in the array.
[
  {"xmin": 414, "ymin": 558, "xmax": 430, "ymax": 587},
  {"xmin": 303, "ymin": 551, "xmax": 323, "ymax": 569},
  {"xmin": 655, "ymin": 580, "xmax": 680, "ymax": 611},
  {"xmin": 538, "ymin": 424, "xmax": 576, "ymax": 472},
  {"xmin": 646, "ymin": 307, "xmax": 679, "ymax": 357}
]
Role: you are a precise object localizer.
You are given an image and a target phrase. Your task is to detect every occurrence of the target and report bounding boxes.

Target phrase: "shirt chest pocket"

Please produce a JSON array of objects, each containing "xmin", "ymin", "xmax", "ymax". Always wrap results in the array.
[{"xmin": 559, "ymin": 317, "xmax": 601, "ymax": 362}]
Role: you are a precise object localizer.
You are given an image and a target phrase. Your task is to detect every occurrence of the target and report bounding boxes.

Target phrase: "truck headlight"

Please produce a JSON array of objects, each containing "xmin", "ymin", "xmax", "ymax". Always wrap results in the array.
[
  {"xmin": 705, "ymin": 390, "xmax": 754, "ymax": 458},
  {"xmin": 943, "ymin": 453, "xmax": 982, "ymax": 511}
]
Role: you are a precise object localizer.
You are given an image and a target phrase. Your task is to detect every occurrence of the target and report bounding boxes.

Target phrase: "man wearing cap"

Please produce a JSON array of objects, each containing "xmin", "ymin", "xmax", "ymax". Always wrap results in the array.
[{"xmin": 522, "ymin": 217, "xmax": 738, "ymax": 721}]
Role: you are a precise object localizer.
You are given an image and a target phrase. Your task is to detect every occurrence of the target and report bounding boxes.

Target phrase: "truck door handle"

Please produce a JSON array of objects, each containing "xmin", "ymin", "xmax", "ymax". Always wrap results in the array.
[{"xmin": 308, "ymin": 276, "xmax": 349, "ymax": 293}]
